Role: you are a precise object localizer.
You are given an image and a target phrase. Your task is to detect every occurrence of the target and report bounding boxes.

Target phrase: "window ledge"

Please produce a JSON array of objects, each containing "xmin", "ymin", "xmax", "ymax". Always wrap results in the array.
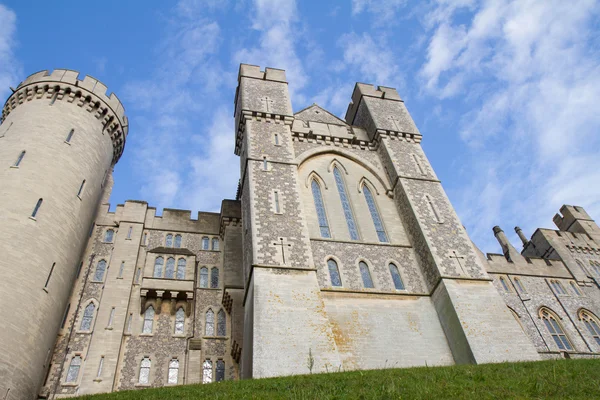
[
  {"xmin": 123, "ymin": 332, "xmax": 131, "ymax": 336},
  {"xmin": 42, "ymin": 288, "xmax": 49, "ymax": 293},
  {"xmin": 93, "ymin": 378, "xmax": 102, "ymax": 382},
  {"xmin": 172, "ymin": 334, "xmax": 187, "ymax": 338},
  {"xmin": 135, "ymin": 383, "xmax": 151, "ymax": 388},
  {"xmin": 203, "ymin": 336, "xmax": 228, "ymax": 340},
  {"xmin": 29, "ymin": 216, "xmax": 37, "ymax": 221},
  {"xmin": 76, "ymin": 330, "xmax": 92, "ymax": 335},
  {"xmin": 77, "ymin": 195, "xmax": 82, "ymax": 201},
  {"xmin": 64, "ymin": 141, "xmax": 72, "ymax": 145},
  {"xmin": 105, "ymin": 327, "xmax": 114, "ymax": 330},
  {"xmin": 9, "ymin": 165, "xmax": 19, "ymax": 169},
  {"xmin": 62, "ymin": 383, "xmax": 78, "ymax": 387},
  {"xmin": 139, "ymin": 333, "xmax": 154, "ymax": 337},
  {"xmin": 197, "ymin": 288, "xmax": 221, "ymax": 291},
  {"xmin": 117, "ymin": 277, "xmax": 123, "ymax": 280}
]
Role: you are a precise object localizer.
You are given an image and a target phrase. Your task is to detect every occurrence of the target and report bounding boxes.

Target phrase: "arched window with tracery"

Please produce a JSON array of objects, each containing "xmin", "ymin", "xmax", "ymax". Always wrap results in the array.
[
  {"xmin": 93, "ymin": 260, "xmax": 107, "ymax": 282},
  {"xmin": 217, "ymin": 309, "xmax": 226, "ymax": 336},
  {"xmin": 206, "ymin": 309, "xmax": 215, "ymax": 336},
  {"xmin": 363, "ymin": 185, "xmax": 388, "ymax": 242},
  {"xmin": 333, "ymin": 166, "xmax": 359, "ymax": 240},
  {"xmin": 389, "ymin": 263, "xmax": 405, "ymax": 290},
  {"xmin": 580, "ymin": 310, "xmax": 600, "ymax": 346},
  {"xmin": 177, "ymin": 258, "xmax": 186, "ymax": 279},
  {"xmin": 80, "ymin": 302, "xmax": 95, "ymax": 331},
  {"xmin": 359, "ymin": 261, "xmax": 374, "ymax": 288},
  {"xmin": 311, "ymin": 179, "xmax": 331, "ymax": 238},
  {"xmin": 165, "ymin": 257, "xmax": 176, "ymax": 279},
  {"xmin": 154, "ymin": 257, "xmax": 164, "ymax": 278},
  {"xmin": 66, "ymin": 355, "xmax": 82, "ymax": 383},
  {"xmin": 540, "ymin": 308, "xmax": 573, "ymax": 350},
  {"xmin": 143, "ymin": 306, "xmax": 155, "ymax": 334},
  {"xmin": 327, "ymin": 259, "xmax": 342, "ymax": 287},
  {"xmin": 199, "ymin": 267, "xmax": 209, "ymax": 288},
  {"xmin": 174, "ymin": 307, "xmax": 185, "ymax": 335}
]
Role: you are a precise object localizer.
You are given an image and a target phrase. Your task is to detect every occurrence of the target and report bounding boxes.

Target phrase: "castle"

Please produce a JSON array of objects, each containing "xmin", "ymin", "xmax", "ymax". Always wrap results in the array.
[{"xmin": 1, "ymin": 65, "xmax": 599, "ymax": 400}]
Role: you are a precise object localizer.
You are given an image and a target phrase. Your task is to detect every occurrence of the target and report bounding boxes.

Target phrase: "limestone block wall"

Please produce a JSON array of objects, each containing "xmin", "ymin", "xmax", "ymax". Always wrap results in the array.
[{"xmin": 0, "ymin": 70, "xmax": 127, "ymax": 400}]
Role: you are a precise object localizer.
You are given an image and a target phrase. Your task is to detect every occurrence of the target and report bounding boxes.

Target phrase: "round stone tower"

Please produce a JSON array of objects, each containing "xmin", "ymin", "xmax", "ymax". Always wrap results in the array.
[{"xmin": 0, "ymin": 70, "xmax": 127, "ymax": 400}]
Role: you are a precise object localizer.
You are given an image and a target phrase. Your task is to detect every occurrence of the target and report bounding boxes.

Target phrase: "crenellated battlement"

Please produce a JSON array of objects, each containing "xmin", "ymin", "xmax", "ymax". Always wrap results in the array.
[{"xmin": 1, "ymin": 69, "xmax": 128, "ymax": 164}]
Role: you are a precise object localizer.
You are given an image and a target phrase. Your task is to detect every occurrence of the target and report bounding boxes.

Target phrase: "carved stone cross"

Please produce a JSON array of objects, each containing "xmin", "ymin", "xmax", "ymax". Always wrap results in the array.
[
  {"xmin": 260, "ymin": 96, "xmax": 275, "ymax": 112},
  {"xmin": 449, "ymin": 251, "xmax": 467, "ymax": 276},
  {"xmin": 388, "ymin": 115, "xmax": 402, "ymax": 132},
  {"xmin": 273, "ymin": 237, "xmax": 292, "ymax": 265}
]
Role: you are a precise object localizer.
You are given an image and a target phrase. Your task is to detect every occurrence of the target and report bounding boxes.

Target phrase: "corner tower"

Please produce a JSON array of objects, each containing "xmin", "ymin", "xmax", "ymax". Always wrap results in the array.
[{"xmin": 0, "ymin": 70, "xmax": 127, "ymax": 400}]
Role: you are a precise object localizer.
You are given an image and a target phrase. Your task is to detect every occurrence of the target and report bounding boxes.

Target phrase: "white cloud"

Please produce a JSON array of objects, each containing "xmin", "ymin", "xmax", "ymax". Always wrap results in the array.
[
  {"xmin": 0, "ymin": 4, "xmax": 20, "ymax": 101},
  {"xmin": 420, "ymin": 0, "xmax": 600, "ymax": 251},
  {"xmin": 351, "ymin": 0, "xmax": 408, "ymax": 20}
]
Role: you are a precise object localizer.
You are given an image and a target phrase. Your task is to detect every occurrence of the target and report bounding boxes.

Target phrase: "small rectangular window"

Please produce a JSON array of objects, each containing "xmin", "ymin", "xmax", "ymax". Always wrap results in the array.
[
  {"xmin": 14, "ymin": 150, "xmax": 26, "ymax": 167},
  {"xmin": 76, "ymin": 261, "xmax": 83, "ymax": 279},
  {"xmin": 44, "ymin": 263, "xmax": 56, "ymax": 289},
  {"xmin": 127, "ymin": 226, "xmax": 133, "ymax": 239},
  {"xmin": 31, "ymin": 198, "xmax": 43, "ymax": 218},
  {"xmin": 97, "ymin": 356, "xmax": 104, "ymax": 378},
  {"xmin": 127, "ymin": 313, "xmax": 133, "ymax": 333},
  {"xmin": 118, "ymin": 261, "xmax": 125, "ymax": 278},
  {"xmin": 65, "ymin": 129, "xmax": 74, "ymax": 143},
  {"xmin": 274, "ymin": 133, "xmax": 279, "ymax": 145},
  {"xmin": 61, "ymin": 303, "xmax": 71, "ymax": 329},
  {"xmin": 263, "ymin": 157, "xmax": 268, "ymax": 171},
  {"xmin": 274, "ymin": 191, "xmax": 280, "ymax": 213},
  {"xmin": 143, "ymin": 233, "xmax": 147, "ymax": 246},
  {"xmin": 107, "ymin": 307, "xmax": 115, "ymax": 327},
  {"xmin": 135, "ymin": 268, "xmax": 141, "ymax": 284},
  {"xmin": 77, "ymin": 180, "xmax": 86, "ymax": 198}
]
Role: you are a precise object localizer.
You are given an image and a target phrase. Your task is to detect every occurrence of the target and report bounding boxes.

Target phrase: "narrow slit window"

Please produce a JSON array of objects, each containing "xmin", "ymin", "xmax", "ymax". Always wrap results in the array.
[
  {"xmin": 139, "ymin": 357, "xmax": 151, "ymax": 384},
  {"xmin": 14, "ymin": 150, "xmax": 25, "ymax": 167},
  {"xmin": 97, "ymin": 356, "xmax": 104, "ymax": 378},
  {"xmin": 135, "ymin": 268, "xmax": 141, "ymax": 284},
  {"xmin": 333, "ymin": 166, "xmax": 359, "ymax": 240},
  {"xmin": 107, "ymin": 307, "xmax": 115, "ymax": 327},
  {"xmin": 263, "ymin": 157, "xmax": 268, "ymax": 171},
  {"xmin": 154, "ymin": 257, "xmax": 164, "ymax": 278},
  {"xmin": 77, "ymin": 180, "xmax": 86, "ymax": 198},
  {"xmin": 104, "ymin": 229, "xmax": 114, "ymax": 243},
  {"xmin": 363, "ymin": 185, "xmax": 388, "ymax": 242},
  {"xmin": 168, "ymin": 359, "xmax": 179, "ymax": 384},
  {"xmin": 327, "ymin": 259, "xmax": 342, "ymax": 287},
  {"xmin": 66, "ymin": 356, "xmax": 82, "ymax": 383},
  {"xmin": 412, "ymin": 154, "xmax": 426, "ymax": 175},
  {"xmin": 165, "ymin": 257, "xmax": 175, "ymax": 279},
  {"xmin": 65, "ymin": 129, "xmax": 74, "ymax": 143},
  {"xmin": 389, "ymin": 263, "xmax": 405, "ymax": 290},
  {"xmin": 177, "ymin": 258, "xmax": 186, "ymax": 280},
  {"xmin": 143, "ymin": 306, "xmax": 155, "ymax": 334},
  {"xmin": 200, "ymin": 267, "xmax": 209, "ymax": 288},
  {"xmin": 570, "ymin": 281, "xmax": 582, "ymax": 296},
  {"xmin": 541, "ymin": 309, "xmax": 573, "ymax": 350},
  {"xmin": 311, "ymin": 180, "xmax": 331, "ymax": 238},
  {"xmin": 175, "ymin": 307, "xmax": 185, "ymax": 335},
  {"xmin": 31, "ymin": 198, "xmax": 43, "ymax": 218},
  {"xmin": 61, "ymin": 303, "xmax": 71, "ymax": 329},
  {"xmin": 44, "ymin": 262, "xmax": 56, "ymax": 289},
  {"xmin": 76, "ymin": 261, "xmax": 83, "ymax": 279},
  {"xmin": 274, "ymin": 133, "xmax": 280, "ymax": 145},
  {"xmin": 426, "ymin": 195, "xmax": 441, "ymax": 223},
  {"xmin": 206, "ymin": 309, "xmax": 215, "ymax": 336},
  {"xmin": 216, "ymin": 360, "xmax": 225, "ymax": 382},
  {"xmin": 274, "ymin": 191, "xmax": 281, "ymax": 213},
  {"xmin": 217, "ymin": 309, "xmax": 226, "ymax": 336},
  {"xmin": 127, "ymin": 313, "xmax": 132, "ymax": 333},
  {"xmin": 174, "ymin": 234, "xmax": 182, "ymax": 248},
  {"xmin": 514, "ymin": 278, "xmax": 526, "ymax": 294},
  {"xmin": 143, "ymin": 232, "xmax": 147, "ymax": 246},
  {"xmin": 118, "ymin": 261, "xmax": 125, "ymax": 278},
  {"xmin": 499, "ymin": 277, "xmax": 510, "ymax": 292},
  {"xmin": 359, "ymin": 261, "xmax": 374, "ymax": 288},
  {"xmin": 126, "ymin": 226, "xmax": 132, "ymax": 239}
]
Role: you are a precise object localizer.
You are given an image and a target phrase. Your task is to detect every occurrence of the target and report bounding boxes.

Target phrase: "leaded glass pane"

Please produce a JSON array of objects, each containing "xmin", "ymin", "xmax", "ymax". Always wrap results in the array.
[
  {"xmin": 327, "ymin": 259, "xmax": 342, "ymax": 287},
  {"xmin": 590, "ymin": 319, "xmax": 600, "ymax": 336},
  {"xmin": 94, "ymin": 260, "xmax": 106, "ymax": 282},
  {"xmin": 104, "ymin": 229, "xmax": 114, "ymax": 242},
  {"xmin": 165, "ymin": 257, "xmax": 175, "ymax": 279},
  {"xmin": 217, "ymin": 310, "xmax": 226, "ymax": 336},
  {"xmin": 139, "ymin": 358, "xmax": 151, "ymax": 384},
  {"xmin": 216, "ymin": 360, "xmax": 225, "ymax": 382},
  {"xmin": 311, "ymin": 180, "xmax": 330, "ymax": 238},
  {"xmin": 202, "ymin": 237, "xmax": 209, "ymax": 250},
  {"xmin": 390, "ymin": 263, "xmax": 405, "ymax": 290},
  {"xmin": 363, "ymin": 186, "xmax": 388, "ymax": 242},
  {"xmin": 553, "ymin": 335, "xmax": 565, "ymax": 350},
  {"xmin": 200, "ymin": 267, "xmax": 209, "ymax": 288},
  {"xmin": 168, "ymin": 360, "xmax": 179, "ymax": 384},
  {"xmin": 202, "ymin": 360, "xmax": 213, "ymax": 384},
  {"xmin": 143, "ymin": 307, "xmax": 154, "ymax": 334},
  {"xmin": 206, "ymin": 309, "xmax": 215, "ymax": 336},
  {"xmin": 175, "ymin": 308, "xmax": 185, "ymax": 334},
  {"xmin": 212, "ymin": 238, "xmax": 219, "ymax": 250},
  {"xmin": 560, "ymin": 335, "xmax": 573, "ymax": 350},
  {"xmin": 333, "ymin": 167, "xmax": 359, "ymax": 240},
  {"xmin": 154, "ymin": 257, "xmax": 164, "ymax": 278},
  {"xmin": 80, "ymin": 303, "xmax": 95, "ymax": 330},
  {"xmin": 66, "ymin": 356, "xmax": 81, "ymax": 383},
  {"xmin": 166, "ymin": 234, "xmax": 173, "ymax": 247},
  {"xmin": 211, "ymin": 267, "xmax": 219, "ymax": 288},
  {"xmin": 177, "ymin": 258, "xmax": 186, "ymax": 280},
  {"xmin": 174, "ymin": 234, "xmax": 182, "ymax": 248},
  {"xmin": 543, "ymin": 318, "xmax": 556, "ymax": 334},
  {"xmin": 359, "ymin": 262, "xmax": 374, "ymax": 288}
]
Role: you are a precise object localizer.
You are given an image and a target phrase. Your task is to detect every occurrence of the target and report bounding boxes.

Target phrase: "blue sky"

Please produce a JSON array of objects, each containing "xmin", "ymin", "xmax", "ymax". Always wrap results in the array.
[{"xmin": 1, "ymin": 0, "xmax": 599, "ymax": 253}]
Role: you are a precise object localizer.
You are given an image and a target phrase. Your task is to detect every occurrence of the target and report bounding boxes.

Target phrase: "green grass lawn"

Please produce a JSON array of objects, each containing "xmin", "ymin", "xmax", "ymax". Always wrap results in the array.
[{"xmin": 76, "ymin": 359, "xmax": 600, "ymax": 400}]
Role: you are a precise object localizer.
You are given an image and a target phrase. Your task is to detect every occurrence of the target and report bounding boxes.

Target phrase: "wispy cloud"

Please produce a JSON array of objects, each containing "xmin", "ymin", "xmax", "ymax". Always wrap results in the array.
[
  {"xmin": 420, "ymin": 0, "xmax": 600, "ymax": 251},
  {"xmin": 0, "ymin": 4, "xmax": 20, "ymax": 101},
  {"xmin": 351, "ymin": 0, "xmax": 408, "ymax": 20}
]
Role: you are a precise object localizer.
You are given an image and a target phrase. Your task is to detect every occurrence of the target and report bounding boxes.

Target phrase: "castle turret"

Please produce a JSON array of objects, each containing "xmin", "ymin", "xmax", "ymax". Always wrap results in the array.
[
  {"xmin": 553, "ymin": 205, "xmax": 600, "ymax": 241},
  {"xmin": 0, "ymin": 70, "xmax": 127, "ymax": 400}
]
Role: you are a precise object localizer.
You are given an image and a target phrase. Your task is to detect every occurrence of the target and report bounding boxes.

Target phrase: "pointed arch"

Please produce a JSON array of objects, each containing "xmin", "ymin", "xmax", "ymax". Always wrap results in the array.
[
  {"xmin": 539, "ymin": 307, "xmax": 573, "ymax": 351},
  {"xmin": 357, "ymin": 177, "xmax": 379, "ymax": 195},
  {"xmin": 327, "ymin": 158, "xmax": 349, "ymax": 175},
  {"xmin": 578, "ymin": 309, "xmax": 600, "ymax": 346},
  {"xmin": 80, "ymin": 301, "xmax": 97, "ymax": 331},
  {"xmin": 305, "ymin": 170, "xmax": 328, "ymax": 190}
]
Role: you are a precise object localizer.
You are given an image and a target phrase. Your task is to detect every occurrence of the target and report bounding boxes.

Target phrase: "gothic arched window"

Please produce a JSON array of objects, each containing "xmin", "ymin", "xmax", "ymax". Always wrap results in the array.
[
  {"xmin": 177, "ymin": 258, "xmax": 186, "ymax": 280},
  {"xmin": 327, "ymin": 259, "xmax": 342, "ymax": 287},
  {"xmin": 499, "ymin": 277, "xmax": 510, "ymax": 292},
  {"xmin": 212, "ymin": 238, "xmax": 219, "ymax": 251},
  {"xmin": 514, "ymin": 278, "xmax": 526, "ymax": 294},
  {"xmin": 580, "ymin": 310, "xmax": 600, "ymax": 346},
  {"xmin": 66, "ymin": 355, "xmax": 82, "ymax": 383},
  {"xmin": 80, "ymin": 302, "xmax": 95, "ymax": 331},
  {"xmin": 199, "ymin": 267, "xmax": 209, "ymax": 288},
  {"xmin": 540, "ymin": 308, "xmax": 573, "ymax": 350},
  {"xmin": 389, "ymin": 263, "xmax": 405, "ymax": 290},
  {"xmin": 143, "ymin": 306, "xmax": 155, "ymax": 334},
  {"xmin": 153, "ymin": 257, "xmax": 164, "ymax": 278},
  {"xmin": 139, "ymin": 357, "xmax": 151, "ymax": 384},
  {"xmin": 93, "ymin": 260, "xmax": 107, "ymax": 282},
  {"xmin": 217, "ymin": 309, "xmax": 226, "ymax": 336},
  {"xmin": 359, "ymin": 261, "xmax": 374, "ymax": 288},
  {"xmin": 550, "ymin": 280, "xmax": 567, "ymax": 295},
  {"xmin": 202, "ymin": 237, "xmax": 210, "ymax": 250},
  {"xmin": 570, "ymin": 281, "xmax": 583, "ymax": 296},
  {"xmin": 311, "ymin": 179, "xmax": 331, "ymax": 238},
  {"xmin": 576, "ymin": 260, "xmax": 589, "ymax": 276},
  {"xmin": 363, "ymin": 185, "xmax": 388, "ymax": 242},
  {"xmin": 168, "ymin": 359, "xmax": 179, "ymax": 384},
  {"xmin": 174, "ymin": 234, "xmax": 182, "ymax": 248},
  {"xmin": 104, "ymin": 229, "xmax": 114, "ymax": 243},
  {"xmin": 210, "ymin": 267, "xmax": 219, "ymax": 288},
  {"xmin": 333, "ymin": 166, "xmax": 359, "ymax": 240},
  {"xmin": 206, "ymin": 309, "xmax": 215, "ymax": 336},
  {"xmin": 216, "ymin": 360, "xmax": 225, "ymax": 382},
  {"xmin": 165, "ymin": 257, "xmax": 176, "ymax": 279},
  {"xmin": 174, "ymin": 307, "xmax": 185, "ymax": 335},
  {"xmin": 202, "ymin": 360, "xmax": 213, "ymax": 384},
  {"xmin": 165, "ymin": 234, "xmax": 173, "ymax": 247}
]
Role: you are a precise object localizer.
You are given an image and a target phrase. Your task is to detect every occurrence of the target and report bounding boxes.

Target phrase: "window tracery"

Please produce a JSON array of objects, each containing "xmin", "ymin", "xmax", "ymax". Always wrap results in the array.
[
  {"xmin": 333, "ymin": 166, "xmax": 359, "ymax": 240},
  {"xmin": 311, "ymin": 179, "xmax": 331, "ymax": 238}
]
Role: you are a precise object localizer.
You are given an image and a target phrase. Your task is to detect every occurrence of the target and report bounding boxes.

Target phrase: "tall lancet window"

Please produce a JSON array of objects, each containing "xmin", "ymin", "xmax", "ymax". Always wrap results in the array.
[
  {"xmin": 143, "ymin": 306, "xmax": 155, "ymax": 334},
  {"xmin": 165, "ymin": 257, "xmax": 175, "ymax": 279},
  {"xmin": 66, "ymin": 355, "xmax": 82, "ymax": 383},
  {"xmin": 389, "ymin": 263, "xmax": 405, "ymax": 290},
  {"xmin": 80, "ymin": 302, "xmax": 95, "ymax": 331},
  {"xmin": 206, "ymin": 309, "xmax": 215, "ymax": 336},
  {"xmin": 363, "ymin": 185, "xmax": 388, "ymax": 242},
  {"xmin": 327, "ymin": 259, "xmax": 342, "ymax": 287},
  {"xmin": 333, "ymin": 167, "xmax": 359, "ymax": 240},
  {"xmin": 311, "ymin": 180, "xmax": 330, "ymax": 238},
  {"xmin": 359, "ymin": 261, "xmax": 374, "ymax": 288},
  {"xmin": 153, "ymin": 257, "xmax": 164, "ymax": 278},
  {"xmin": 177, "ymin": 258, "xmax": 186, "ymax": 279}
]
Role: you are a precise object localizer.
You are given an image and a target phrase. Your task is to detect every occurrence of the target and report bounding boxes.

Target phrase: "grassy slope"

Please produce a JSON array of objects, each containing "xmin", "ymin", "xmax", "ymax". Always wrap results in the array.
[{"xmin": 77, "ymin": 359, "xmax": 600, "ymax": 400}]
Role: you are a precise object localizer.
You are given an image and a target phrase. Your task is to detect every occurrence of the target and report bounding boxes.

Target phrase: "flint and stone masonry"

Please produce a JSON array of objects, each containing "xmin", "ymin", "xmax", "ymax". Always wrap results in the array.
[{"xmin": 0, "ymin": 65, "xmax": 599, "ymax": 399}]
